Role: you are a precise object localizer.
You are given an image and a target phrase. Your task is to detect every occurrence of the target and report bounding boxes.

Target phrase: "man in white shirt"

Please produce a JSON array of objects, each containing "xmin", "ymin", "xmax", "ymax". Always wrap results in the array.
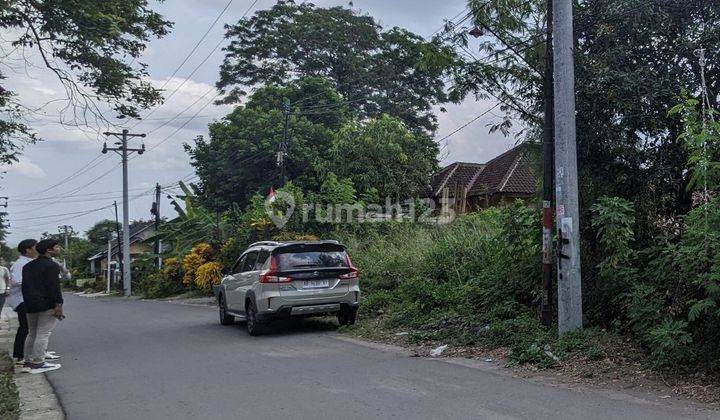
[
  {"xmin": 9, "ymin": 239, "xmax": 38, "ymax": 363},
  {"xmin": 0, "ymin": 258, "xmax": 9, "ymax": 312}
]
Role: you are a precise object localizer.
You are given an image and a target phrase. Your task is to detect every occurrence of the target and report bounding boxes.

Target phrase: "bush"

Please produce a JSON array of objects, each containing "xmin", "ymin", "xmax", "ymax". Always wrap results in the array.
[
  {"xmin": 182, "ymin": 243, "xmax": 214, "ymax": 286},
  {"xmin": 648, "ymin": 319, "xmax": 694, "ymax": 368},
  {"xmin": 0, "ymin": 371, "xmax": 19, "ymax": 420},
  {"xmin": 130, "ymin": 256, "xmax": 187, "ymax": 299},
  {"xmin": 195, "ymin": 262, "xmax": 222, "ymax": 293},
  {"xmin": 359, "ymin": 289, "xmax": 395, "ymax": 315}
]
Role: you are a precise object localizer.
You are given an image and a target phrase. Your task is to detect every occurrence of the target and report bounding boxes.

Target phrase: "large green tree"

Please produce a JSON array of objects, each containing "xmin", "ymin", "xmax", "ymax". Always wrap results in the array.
[
  {"xmin": 187, "ymin": 77, "xmax": 349, "ymax": 209},
  {"xmin": 0, "ymin": 0, "xmax": 172, "ymax": 164},
  {"xmin": 216, "ymin": 0, "xmax": 449, "ymax": 132},
  {"xmin": 444, "ymin": 0, "xmax": 720, "ymax": 241},
  {"xmin": 86, "ymin": 220, "xmax": 121, "ymax": 246},
  {"xmin": 329, "ymin": 115, "xmax": 439, "ymax": 200}
]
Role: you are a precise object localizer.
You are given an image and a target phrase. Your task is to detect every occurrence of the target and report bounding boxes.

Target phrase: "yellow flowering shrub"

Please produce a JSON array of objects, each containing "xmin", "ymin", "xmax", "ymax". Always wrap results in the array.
[
  {"xmin": 195, "ymin": 262, "xmax": 223, "ymax": 293},
  {"xmin": 182, "ymin": 243, "xmax": 214, "ymax": 286},
  {"xmin": 162, "ymin": 258, "xmax": 183, "ymax": 282}
]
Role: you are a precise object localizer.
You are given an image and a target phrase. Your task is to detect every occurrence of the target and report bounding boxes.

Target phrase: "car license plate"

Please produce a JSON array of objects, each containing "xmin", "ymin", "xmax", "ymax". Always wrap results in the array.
[{"xmin": 304, "ymin": 279, "xmax": 329, "ymax": 289}]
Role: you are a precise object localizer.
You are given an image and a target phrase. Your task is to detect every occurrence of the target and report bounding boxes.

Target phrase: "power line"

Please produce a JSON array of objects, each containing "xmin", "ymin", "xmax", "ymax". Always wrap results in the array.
[
  {"xmin": 12, "ymin": 155, "xmax": 106, "ymax": 198},
  {"xmin": 131, "ymin": 0, "xmax": 260, "ymax": 130},
  {"xmin": 427, "ymin": 8, "xmax": 471, "ymax": 39},
  {"xmin": 9, "ymin": 205, "xmax": 115, "ymax": 222},
  {"xmin": 436, "ymin": 103, "xmax": 500, "ymax": 143},
  {"xmin": 158, "ymin": 0, "xmax": 234, "ymax": 92},
  {"xmin": 11, "ymin": 187, "xmax": 149, "ymax": 203},
  {"xmin": 146, "ymin": 86, "xmax": 218, "ymax": 135},
  {"xmin": 136, "ymin": 94, "xmax": 221, "ymax": 156},
  {"xmin": 128, "ymin": 0, "xmax": 235, "ymax": 127},
  {"xmin": 9, "ymin": 189, "xmax": 155, "ymax": 232}
]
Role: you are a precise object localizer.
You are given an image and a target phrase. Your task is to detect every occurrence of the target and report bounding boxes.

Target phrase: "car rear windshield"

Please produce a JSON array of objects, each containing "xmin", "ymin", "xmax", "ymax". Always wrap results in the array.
[{"xmin": 276, "ymin": 250, "xmax": 348, "ymax": 270}]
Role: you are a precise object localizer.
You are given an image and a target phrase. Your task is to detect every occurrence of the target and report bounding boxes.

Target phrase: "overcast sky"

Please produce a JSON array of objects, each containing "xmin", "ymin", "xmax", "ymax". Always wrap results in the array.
[{"xmin": 1, "ymin": 0, "xmax": 518, "ymax": 245}]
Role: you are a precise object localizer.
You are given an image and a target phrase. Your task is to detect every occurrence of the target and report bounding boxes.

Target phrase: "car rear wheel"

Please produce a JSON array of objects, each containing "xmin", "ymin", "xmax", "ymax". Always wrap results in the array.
[
  {"xmin": 218, "ymin": 295, "xmax": 234, "ymax": 326},
  {"xmin": 337, "ymin": 308, "xmax": 357, "ymax": 326},
  {"xmin": 246, "ymin": 301, "xmax": 264, "ymax": 336}
]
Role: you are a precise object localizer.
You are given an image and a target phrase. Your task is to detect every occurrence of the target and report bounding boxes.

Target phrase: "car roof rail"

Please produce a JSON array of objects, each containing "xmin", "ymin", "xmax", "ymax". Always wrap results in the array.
[{"xmin": 248, "ymin": 241, "xmax": 280, "ymax": 248}]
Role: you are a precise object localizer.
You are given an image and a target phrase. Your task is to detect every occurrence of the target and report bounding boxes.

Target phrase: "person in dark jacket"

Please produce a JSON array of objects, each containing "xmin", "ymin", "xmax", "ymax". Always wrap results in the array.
[{"xmin": 21, "ymin": 239, "xmax": 64, "ymax": 373}]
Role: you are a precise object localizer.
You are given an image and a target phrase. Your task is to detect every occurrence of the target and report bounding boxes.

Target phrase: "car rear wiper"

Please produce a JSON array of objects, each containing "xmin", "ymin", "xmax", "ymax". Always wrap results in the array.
[{"xmin": 292, "ymin": 264, "xmax": 319, "ymax": 268}]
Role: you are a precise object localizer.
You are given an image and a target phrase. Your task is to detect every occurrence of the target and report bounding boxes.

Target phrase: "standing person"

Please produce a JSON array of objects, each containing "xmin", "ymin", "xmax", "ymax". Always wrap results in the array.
[
  {"xmin": 0, "ymin": 258, "xmax": 9, "ymax": 313},
  {"xmin": 22, "ymin": 239, "xmax": 64, "ymax": 373},
  {"xmin": 9, "ymin": 239, "xmax": 38, "ymax": 365}
]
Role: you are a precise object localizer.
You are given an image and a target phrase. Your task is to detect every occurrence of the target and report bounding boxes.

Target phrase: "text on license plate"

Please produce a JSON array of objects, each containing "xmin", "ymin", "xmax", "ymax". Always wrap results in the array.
[{"xmin": 303, "ymin": 279, "xmax": 329, "ymax": 289}]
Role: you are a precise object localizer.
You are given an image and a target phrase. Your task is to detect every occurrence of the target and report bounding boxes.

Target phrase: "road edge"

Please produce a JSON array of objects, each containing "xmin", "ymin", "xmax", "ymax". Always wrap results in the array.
[{"xmin": 1, "ymin": 308, "xmax": 65, "ymax": 420}]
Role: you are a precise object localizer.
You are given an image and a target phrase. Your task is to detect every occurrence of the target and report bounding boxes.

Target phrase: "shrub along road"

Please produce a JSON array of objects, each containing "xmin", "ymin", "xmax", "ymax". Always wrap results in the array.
[{"xmin": 46, "ymin": 294, "xmax": 716, "ymax": 420}]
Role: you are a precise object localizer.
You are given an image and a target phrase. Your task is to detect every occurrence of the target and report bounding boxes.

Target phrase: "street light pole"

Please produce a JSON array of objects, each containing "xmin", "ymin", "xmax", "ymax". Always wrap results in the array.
[
  {"xmin": 103, "ymin": 129, "xmax": 146, "ymax": 297},
  {"xmin": 553, "ymin": 0, "xmax": 582, "ymax": 334}
]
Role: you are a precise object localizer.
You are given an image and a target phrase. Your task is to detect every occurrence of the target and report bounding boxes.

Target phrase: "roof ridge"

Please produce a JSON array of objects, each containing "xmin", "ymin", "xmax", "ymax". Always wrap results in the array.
[
  {"xmin": 434, "ymin": 163, "xmax": 460, "ymax": 197},
  {"xmin": 466, "ymin": 165, "xmax": 486, "ymax": 191},
  {"xmin": 498, "ymin": 154, "xmax": 522, "ymax": 193}
]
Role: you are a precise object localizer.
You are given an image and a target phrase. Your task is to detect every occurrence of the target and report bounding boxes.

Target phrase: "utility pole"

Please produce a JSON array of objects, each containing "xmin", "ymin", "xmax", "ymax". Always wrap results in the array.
[
  {"xmin": 113, "ymin": 201, "xmax": 123, "ymax": 291},
  {"xmin": 553, "ymin": 0, "xmax": 582, "ymax": 334},
  {"xmin": 540, "ymin": 0, "xmax": 555, "ymax": 328},
  {"xmin": 103, "ymin": 130, "xmax": 146, "ymax": 297},
  {"xmin": 106, "ymin": 238, "xmax": 112, "ymax": 293},
  {"xmin": 151, "ymin": 183, "xmax": 162, "ymax": 268},
  {"xmin": 277, "ymin": 99, "xmax": 291, "ymax": 187},
  {"xmin": 58, "ymin": 225, "xmax": 73, "ymax": 268}
]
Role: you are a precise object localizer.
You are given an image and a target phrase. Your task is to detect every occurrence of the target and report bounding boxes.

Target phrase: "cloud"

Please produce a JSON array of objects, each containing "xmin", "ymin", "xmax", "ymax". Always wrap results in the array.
[{"xmin": 2, "ymin": 157, "xmax": 47, "ymax": 179}]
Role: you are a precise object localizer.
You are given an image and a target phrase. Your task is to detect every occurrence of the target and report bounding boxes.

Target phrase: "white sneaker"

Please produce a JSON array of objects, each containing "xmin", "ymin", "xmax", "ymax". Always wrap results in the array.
[
  {"xmin": 45, "ymin": 352, "xmax": 61, "ymax": 360},
  {"xmin": 26, "ymin": 362, "xmax": 61, "ymax": 374}
]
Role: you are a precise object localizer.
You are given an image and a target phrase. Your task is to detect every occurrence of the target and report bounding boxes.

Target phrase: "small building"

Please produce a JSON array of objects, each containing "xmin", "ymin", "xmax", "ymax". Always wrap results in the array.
[
  {"xmin": 87, "ymin": 221, "xmax": 158, "ymax": 277},
  {"xmin": 429, "ymin": 143, "xmax": 538, "ymax": 213}
]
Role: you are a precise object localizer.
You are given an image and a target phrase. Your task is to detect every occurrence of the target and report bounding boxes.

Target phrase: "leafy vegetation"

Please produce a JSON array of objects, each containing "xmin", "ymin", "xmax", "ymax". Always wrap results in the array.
[
  {"xmin": 0, "ymin": 0, "xmax": 172, "ymax": 165},
  {"xmin": 73, "ymin": 0, "xmax": 720, "ymax": 380},
  {"xmin": 217, "ymin": 0, "xmax": 450, "ymax": 132},
  {"xmin": 187, "ymin": 78, "xmax": 438, "ymax": 210},
  {"xmin": 0, "ymin": 371, "xmax": 19, "ymax": 420}
]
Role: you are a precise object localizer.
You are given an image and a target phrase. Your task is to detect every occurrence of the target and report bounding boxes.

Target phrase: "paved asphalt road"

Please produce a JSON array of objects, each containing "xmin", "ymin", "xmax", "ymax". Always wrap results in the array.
[{"xmin": 45, "ymin": 294, "xmax": 718, "ymax": 420}]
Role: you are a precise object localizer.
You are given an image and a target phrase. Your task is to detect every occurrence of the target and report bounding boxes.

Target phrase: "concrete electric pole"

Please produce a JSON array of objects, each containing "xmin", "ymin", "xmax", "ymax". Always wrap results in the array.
[
  {"xmin": 103, "ymin": 129, "xmax": 146, "ymax": 297},
  {"xmin": 113, "ymin": 200, "xmax": 123, "ymax": 290},
  {"xmin": 58, "ymin": 225, "xmax": 73, "ymax": 268},
  {"xmin": 540, "ymin": 0, "xmax": 554, "ymax": 328},
  {"xmin": 151, "ymin": 183, "xmax": 162, "ymax": 268},
  {"xmin": 553, "ymin": 0, "xmax": 582, "ymax": 335}
]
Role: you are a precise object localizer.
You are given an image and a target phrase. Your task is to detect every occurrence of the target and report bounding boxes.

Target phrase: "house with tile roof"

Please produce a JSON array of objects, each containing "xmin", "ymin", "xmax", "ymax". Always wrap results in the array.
[
  {"xmin": 87, "ymin": 221, "xmax": 160, "ymax": 279},
  {"xmin": 429, "ymin": 143, "xmax": 538, "ymax": 213}
]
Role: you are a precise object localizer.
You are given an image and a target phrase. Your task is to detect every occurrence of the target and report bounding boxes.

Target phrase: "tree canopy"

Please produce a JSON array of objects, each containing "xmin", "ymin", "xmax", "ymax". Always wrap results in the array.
[
  {"xmin": 188, "ymin": 77, "xmax": 346, "ymax": 209},
  {"xmin": 216, "ymin": 0, "xmax": 449, "ymax": 132},
  {"xmin": 0, "ymin": 0, "xmax": 172, "ymax": 164},
  {"xmin": 187, "ymin": 77, "xmax": 438, "ymax": 209},
  {"xmin": 330, "ymin": 115, "xmax": 439, "ymax": 200},
  {"xmin": 442, "ymin": 0, "xmax": 720, "ymax": 241},
  {"xmin": 86, "ymin": 220, "xmax": 121, "ymax": 246}
]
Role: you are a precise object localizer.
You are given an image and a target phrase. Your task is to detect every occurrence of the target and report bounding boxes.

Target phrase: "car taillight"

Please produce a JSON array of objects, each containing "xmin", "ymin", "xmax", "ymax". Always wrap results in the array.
[
  {"xmin": 260, "ymin": 256, "xmax": 292, "ymax": 283},
  {"xmin": 339, "ymin": 254, "xmax": 359, "ymax": 280}
]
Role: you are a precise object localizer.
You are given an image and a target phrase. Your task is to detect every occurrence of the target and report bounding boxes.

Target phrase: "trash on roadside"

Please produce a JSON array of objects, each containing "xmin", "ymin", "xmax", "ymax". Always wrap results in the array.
[
  {"xmin": 544, "ymin": 350, "xmax": 560, "ymax": 363},
  {"xmin": 395, "ymin": 331, "xmax": 409, "ymax": 336},
  {"xmin": 430, "ymin": 344, "xmax": 448, "ymax": 357},
  {"xmin": 484, "ymin": 358, "xmax": 493, "ymax": 363}
]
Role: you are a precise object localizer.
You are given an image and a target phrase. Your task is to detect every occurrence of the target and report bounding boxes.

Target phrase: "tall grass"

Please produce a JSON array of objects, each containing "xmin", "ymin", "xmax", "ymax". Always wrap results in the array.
[{"xmin": 340, "ymin": 203, "xmax": 546, "ymax": 358}]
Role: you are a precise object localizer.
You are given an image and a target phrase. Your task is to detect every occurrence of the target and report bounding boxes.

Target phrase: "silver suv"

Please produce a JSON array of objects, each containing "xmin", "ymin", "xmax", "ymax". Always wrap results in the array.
[{"xmin": 216, "ymin": 240, "xmax": 360, "ymax": 335}]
